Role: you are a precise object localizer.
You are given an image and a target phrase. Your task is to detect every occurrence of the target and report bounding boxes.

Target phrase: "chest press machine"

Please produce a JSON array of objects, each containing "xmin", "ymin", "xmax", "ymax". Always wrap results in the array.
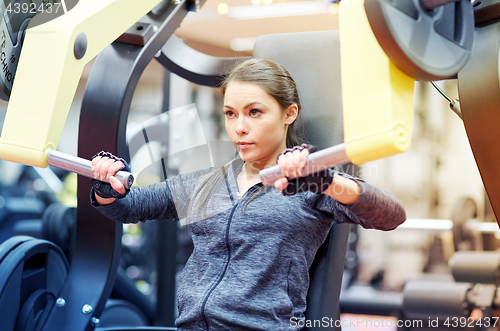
[{"xmin": 0, "ymin": 0, "xmax": 496, "ymax": 330}]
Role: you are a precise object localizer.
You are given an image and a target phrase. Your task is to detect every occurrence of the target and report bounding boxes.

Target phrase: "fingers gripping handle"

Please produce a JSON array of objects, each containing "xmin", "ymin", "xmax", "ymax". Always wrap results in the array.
[
  {"xmin": 259, "ymin": 143, "xmax": 350, "ymax": 186},
  {"xmin": 46, "ymin": 149, "xmax": 134, "ymax": 189}
]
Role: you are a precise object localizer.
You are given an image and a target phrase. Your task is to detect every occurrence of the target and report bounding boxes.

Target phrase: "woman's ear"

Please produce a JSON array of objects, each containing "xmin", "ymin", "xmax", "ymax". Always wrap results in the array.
[{"xmin": 284, "ymin": 104, "xmax": 298, "ymax": 125}]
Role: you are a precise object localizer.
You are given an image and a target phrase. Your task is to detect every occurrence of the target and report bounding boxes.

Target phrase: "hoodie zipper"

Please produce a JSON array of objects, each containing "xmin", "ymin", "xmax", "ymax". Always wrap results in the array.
[{"xmin": 200, "ymin": 183, "xmax": 262, "ymax": 331}]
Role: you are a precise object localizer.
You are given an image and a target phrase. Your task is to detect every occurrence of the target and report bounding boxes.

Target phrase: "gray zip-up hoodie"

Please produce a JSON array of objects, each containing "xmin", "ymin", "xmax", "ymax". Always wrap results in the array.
[{"xmin": 91, "ymin": 156, "xmax": 406, "ymax": 331}]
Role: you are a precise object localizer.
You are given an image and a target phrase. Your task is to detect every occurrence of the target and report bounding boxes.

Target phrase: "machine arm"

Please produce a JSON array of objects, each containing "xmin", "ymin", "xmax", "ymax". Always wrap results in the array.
[{"xmin": 0, "ymin": 0, "xmax": 165, "ymax": 169}]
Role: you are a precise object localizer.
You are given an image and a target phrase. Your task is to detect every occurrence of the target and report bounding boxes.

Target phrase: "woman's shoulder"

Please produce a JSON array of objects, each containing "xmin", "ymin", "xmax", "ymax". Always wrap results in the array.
[
  {"xmin": 166, "ymin": 166, "xmax": 216, "ymax": 189},
  {"xmin": 166, "ymin": 158, "xmax": 238, "ymax": 192}
]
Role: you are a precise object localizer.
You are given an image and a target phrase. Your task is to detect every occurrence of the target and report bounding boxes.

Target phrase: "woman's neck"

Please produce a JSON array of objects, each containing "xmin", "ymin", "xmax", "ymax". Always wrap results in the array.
[{"xmin": 242, "ymin": 156, "xmax": 278, "ymax": 178}]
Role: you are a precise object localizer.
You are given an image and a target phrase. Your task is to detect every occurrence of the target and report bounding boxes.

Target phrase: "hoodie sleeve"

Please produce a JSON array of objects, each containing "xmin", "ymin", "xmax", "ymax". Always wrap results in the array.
[
  {"xmin": 91, "ymin": 167, "xmax": 214, "ymax": 224},
  {"xmin": 313, "ymin": 172, "xmax": 406, "ymax": 231}
]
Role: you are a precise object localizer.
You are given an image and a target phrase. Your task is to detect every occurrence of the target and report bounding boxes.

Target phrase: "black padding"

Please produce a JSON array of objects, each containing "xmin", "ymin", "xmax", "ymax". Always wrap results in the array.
[
  {"xmin": 253, "ymin": 30, "xmax": 351, "ymax": 331},
  {"xmin": 403, "ymin": 280, "xmax": 472, "ymax": 318},
  {"xmin": 97, "ymin": 299, "xmax": 149, "ymax": 328},
  {"xmin": 339, "ymin": 288, "xmax": 403, "ymax": 316},
  {"xmin": 449, "ymin": 251, "xmax": 500, "ymax": 285}
]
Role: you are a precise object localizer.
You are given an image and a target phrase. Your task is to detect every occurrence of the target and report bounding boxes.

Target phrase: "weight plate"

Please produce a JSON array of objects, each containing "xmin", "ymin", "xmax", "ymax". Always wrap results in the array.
[
  {"xmin": 364, "ymin": 0, "xmax": 474, "ymax": 81},
  {"xmin": 15, "ymin": 289, "xmax": 55, "ymax": 331},
  {"xmin": 0, "ymin": 237, "xmax": 69, "ymax": 331},
  {"xmin": 0, "ymin": 236, "xmax": 35, "ymax": 261}
]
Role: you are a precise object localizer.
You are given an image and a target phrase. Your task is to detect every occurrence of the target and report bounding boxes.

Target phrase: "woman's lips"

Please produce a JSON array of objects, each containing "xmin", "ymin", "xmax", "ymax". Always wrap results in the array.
[{"xmin": 238, "ymin": 143, "xmax": 253, "ymax": 150}]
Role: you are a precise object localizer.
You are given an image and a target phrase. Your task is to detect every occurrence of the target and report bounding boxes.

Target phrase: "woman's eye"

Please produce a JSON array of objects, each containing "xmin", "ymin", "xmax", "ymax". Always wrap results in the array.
[
  {"xmin": 250, "ymin": 109, "xmax": 261, "ymax": 116},
  {"xmin": 224, "ymin": 111, "xmax": 235, "ymax": 117}
]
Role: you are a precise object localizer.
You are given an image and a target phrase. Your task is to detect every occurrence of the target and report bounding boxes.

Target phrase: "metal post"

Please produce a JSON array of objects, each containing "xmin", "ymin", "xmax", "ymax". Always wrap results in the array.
[{"xmin": 154, "ymin": 69, "xmax": 178, "ymax": 327}]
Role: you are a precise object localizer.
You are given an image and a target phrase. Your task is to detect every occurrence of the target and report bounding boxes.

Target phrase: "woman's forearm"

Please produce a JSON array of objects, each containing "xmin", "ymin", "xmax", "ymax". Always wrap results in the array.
[
  {"xmin": 322, "ymin": 173, "xmax": 360, "ymax": 205},
  {"xmin": 94, "ymin": 192, "xmax": 116, "ymax": 206},
  {"xmin": 321, "ymin": 173, "xmax": 406, "ymax": 231}
]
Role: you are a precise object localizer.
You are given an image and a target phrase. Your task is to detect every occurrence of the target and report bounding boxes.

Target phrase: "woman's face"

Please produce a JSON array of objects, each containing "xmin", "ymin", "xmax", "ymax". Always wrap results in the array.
[{"xmin": 223, "ymin": 81, "xmax": 297, "ymax": 167}]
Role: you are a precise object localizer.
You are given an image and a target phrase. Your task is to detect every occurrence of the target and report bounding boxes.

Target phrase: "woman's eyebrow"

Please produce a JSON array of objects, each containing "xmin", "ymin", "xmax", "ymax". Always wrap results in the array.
[
  {"xmin": 223, "ymin": 102, "xmax": 264, "ymax": 110},
  {"xmin": 244, "ymin": 102, "xmax": 264, "ymax": 109}
]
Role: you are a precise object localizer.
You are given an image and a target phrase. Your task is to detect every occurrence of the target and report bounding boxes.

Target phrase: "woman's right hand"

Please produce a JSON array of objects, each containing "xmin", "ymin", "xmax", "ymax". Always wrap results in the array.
[{"xmin": 91, "ymin": 154, "xmax": 128, "ymax": 204}]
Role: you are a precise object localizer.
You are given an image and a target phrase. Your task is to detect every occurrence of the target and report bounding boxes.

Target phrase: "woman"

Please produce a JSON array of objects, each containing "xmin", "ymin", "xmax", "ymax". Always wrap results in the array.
[{"xmin": 90, "ymin": 58, "xmax": 406, "ymax": 330}]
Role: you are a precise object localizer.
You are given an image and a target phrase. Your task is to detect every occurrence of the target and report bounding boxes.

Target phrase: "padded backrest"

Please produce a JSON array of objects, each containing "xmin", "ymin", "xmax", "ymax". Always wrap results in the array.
[{"xmin": 253, "ymin": 30, "xmax": 351, "ymax": 331}]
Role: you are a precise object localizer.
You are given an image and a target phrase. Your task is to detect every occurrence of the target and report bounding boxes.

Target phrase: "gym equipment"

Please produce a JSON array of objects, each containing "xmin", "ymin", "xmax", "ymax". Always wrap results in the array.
[
  {"xmin": 364, "ymin": 0, "xmax": 474, "ymax": 81},
  {"xmin": 47, "ymin": 150, "xmax": 134, "ymax": 190},
  {"xmin": 0, "ymin": 236, "xmax": 69, "ymax": 331},
  {"xmin": 0, "ymin": 0, "xmax": 489, "ymax": 330},
  {"xmin": 340, "ymin": 286, "xmax": 404, "ymax": 317},
  {"xmin": 339, "ymin": 245, "xmax": 500, "ymax": 327},
  {"xmin": 260, "ymin": 0, "xmax": 417, "ymax": 185},
  {"xmin": 457, "ymin": 0, "xmax": 500, "ymax": 230},
  {"xmin": 0, "ymin": 0, "xmax": 80, "ymax": 100},
  {"xmin": 0, "ymin": 195, "xmax": 45, "ymax": 243},
  {"xmin": 473, "ymin": 0, "xmax": 500, "ymax": 26},
  {"xmin": 39, "ymin": 202, "xmax": 157, "ymax": 324},
  {"xmin": 403, "ymin": 281, "xmax": 473, "ymax": 319},
  {"xmin": 96, "ymin": 299, "xmax": 149, "ymax": 329},
  {"xmin": 0, "ymin": 0, "xmax": 177, "ymax": 169},
  {"xmin": 40, "ymin": 202, "xmax": 76, "ymax": 261},
  {"xmin": 403, "ymin": 251, "xmax": 500, "ymax": 319},
  {"xmin": 450, "ymin": 197, "xmax": 477, "ymax": 251},
  {"xmin": 0, "ymin": 209, "xmax": 154, "ymax": 331},
  {"xmin": 449, "ymin": 251, "xmax": 500, "ymax": 286},
  {"xmin": 261, "ymin": 0, "xmax": 477, "ymax": 186},
  {"xmin": 430, "ymin": 81, "xmax": 462, "ymax": 119}
]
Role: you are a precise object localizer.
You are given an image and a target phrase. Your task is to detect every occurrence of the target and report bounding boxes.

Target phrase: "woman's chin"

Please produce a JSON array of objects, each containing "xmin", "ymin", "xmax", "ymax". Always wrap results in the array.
[
  {"xmin": 238, "ymin": 151, "xmax": 254, "ymax": 162},
  {"xmin": 239, "ymin": 153, "xmax": 249, "ymax": 162}
]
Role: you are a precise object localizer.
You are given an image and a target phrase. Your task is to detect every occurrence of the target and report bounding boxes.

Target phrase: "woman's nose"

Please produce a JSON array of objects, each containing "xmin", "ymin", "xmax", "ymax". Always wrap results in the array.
[{"xmin": 235, "ymin": 117, "xmax": 248, "ymax": 135}]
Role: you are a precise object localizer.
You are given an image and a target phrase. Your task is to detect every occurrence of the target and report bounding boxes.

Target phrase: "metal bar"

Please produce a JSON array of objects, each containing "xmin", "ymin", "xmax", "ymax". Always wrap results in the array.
[
  {"xmin": 421, "ymin": 0, "xmax": 462, "ymax": 11},
  {"xmin": 46, "ymin": 150, "xmax": 134, "ymax": 189},
  {"xmin": 259, "ymin": 143, "xmax": 349, "ymax": 186}
]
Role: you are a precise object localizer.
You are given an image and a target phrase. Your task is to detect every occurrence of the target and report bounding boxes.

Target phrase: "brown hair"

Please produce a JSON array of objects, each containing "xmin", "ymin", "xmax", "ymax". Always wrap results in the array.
[{"xmin": 185, "ymin": 58, "xmax": 305, "ymax": 229}]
